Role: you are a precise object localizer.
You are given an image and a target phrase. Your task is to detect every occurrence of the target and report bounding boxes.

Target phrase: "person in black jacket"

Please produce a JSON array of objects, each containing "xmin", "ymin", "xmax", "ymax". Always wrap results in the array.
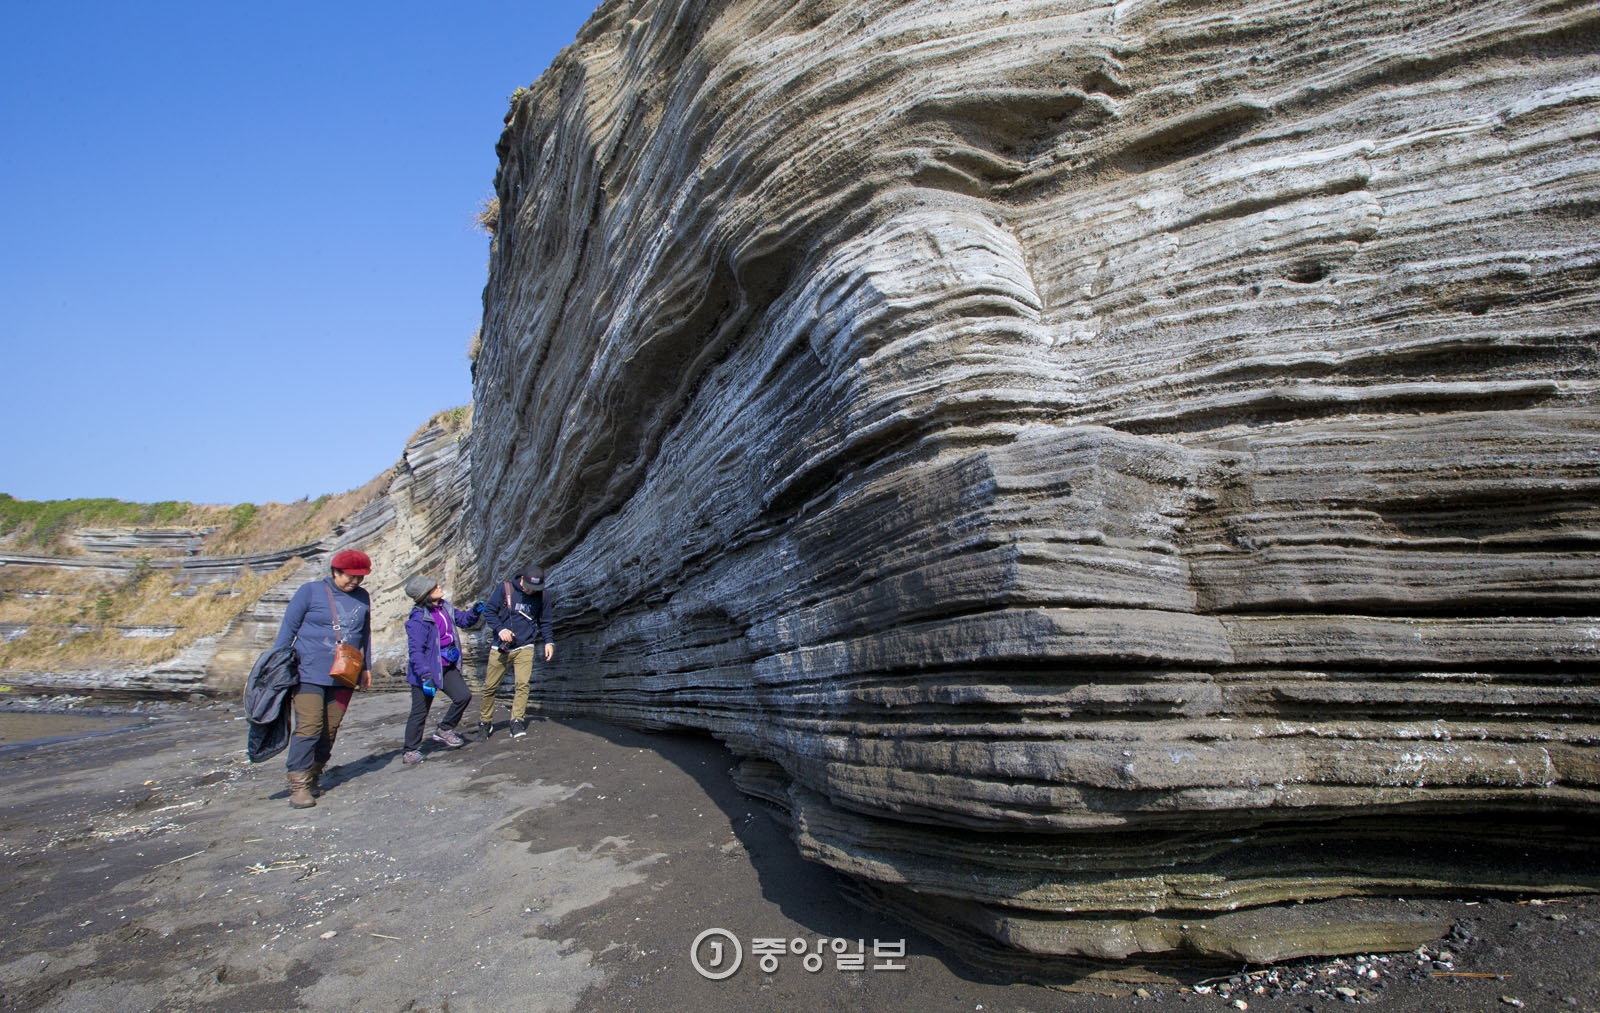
[{"xmin": 477, "ymin": 565, "xmax": 554, "ymax": 739}]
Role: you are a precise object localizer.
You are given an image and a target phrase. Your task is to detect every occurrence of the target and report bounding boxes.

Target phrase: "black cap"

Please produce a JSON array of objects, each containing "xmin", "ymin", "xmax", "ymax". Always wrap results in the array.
[{"xmin": 518, "ymin": 565, "xmax": 545, "ymax": 586}]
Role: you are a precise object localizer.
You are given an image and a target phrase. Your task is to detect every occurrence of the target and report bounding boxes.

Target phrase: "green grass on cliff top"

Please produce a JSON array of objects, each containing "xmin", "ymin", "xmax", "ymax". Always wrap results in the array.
[
  {"xmin": 1, "ymin": 405, "xmax": 466, "ymax": 555},
  {"xmin": 0, "ymin": 488, "xmax": 360, "ymax": 557},
  {"xmin": 0, "ymin": 495, "xmax": 194, "ymax": 548}
]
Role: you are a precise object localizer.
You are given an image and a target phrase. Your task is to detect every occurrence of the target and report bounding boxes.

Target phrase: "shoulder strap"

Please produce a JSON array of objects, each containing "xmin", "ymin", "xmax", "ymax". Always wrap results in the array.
[
  {"xmin": 503, "ymin": 581, "xmax": 514, "ymax": 610},
  {"xmin": 323, "ymin": 580, "xmax": 345, "ymax": 643}
]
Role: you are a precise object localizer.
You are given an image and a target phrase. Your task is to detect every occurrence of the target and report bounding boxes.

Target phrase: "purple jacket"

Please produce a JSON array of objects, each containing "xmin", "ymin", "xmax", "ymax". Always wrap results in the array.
[{"xmin": 404, "ymin": 601, "xmax": 479, "ymax": 688}]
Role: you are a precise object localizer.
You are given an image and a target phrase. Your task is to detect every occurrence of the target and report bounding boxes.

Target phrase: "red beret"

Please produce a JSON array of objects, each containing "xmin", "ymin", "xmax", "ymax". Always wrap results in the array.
[{"xmin": 329, "ymin": 549, "xmax": 372, "ymax": 575}]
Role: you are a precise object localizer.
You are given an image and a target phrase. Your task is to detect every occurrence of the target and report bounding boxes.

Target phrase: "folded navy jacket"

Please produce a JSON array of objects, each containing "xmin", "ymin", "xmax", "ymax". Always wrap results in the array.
[{"xmin": 243, "ymin": 645, "xmax": 300, "ymax": 762}]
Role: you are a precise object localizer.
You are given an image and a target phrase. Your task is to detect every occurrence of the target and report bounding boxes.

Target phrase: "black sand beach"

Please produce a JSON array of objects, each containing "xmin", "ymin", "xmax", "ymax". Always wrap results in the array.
[{"xmin": 2, "ymin": 691, "xmax": 1596, "ymax": 1012}]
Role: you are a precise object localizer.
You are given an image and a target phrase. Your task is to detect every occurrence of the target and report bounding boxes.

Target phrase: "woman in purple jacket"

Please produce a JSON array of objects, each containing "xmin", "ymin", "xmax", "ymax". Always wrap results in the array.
[{"xmin": 401, "ymin": 574, "xmax": 482, "ymax": 765}]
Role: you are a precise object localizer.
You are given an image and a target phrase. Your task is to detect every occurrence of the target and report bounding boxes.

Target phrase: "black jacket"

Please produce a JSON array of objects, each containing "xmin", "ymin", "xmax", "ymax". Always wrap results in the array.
[
  {"xmin": 482, "ymin": 580, "xmax": 553, "ymax": 650},
  {"xmin": 244, "ymin": 645, "xmax": 300, "ymax": 762}
]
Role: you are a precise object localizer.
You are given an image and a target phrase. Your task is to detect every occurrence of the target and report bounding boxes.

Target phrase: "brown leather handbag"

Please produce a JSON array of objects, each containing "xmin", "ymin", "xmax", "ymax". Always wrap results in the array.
[{"xmin": 324, "ymin": 582, "xmax": 365, "ymax": 689}]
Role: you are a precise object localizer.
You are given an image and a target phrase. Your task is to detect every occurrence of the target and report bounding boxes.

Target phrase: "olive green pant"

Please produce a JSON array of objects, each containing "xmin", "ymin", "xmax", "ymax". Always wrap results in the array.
[
  {"xmin": 479, "ymin": 645, "xmax": 536, "ymax": 724},
  {"xmin": 287, "ymin": 684, "xmax": 352, "ymax": 771}
]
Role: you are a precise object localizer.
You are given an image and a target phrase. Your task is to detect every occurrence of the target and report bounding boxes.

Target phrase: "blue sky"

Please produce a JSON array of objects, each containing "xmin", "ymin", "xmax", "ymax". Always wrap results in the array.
[{"xmin": 1, "ymin": 0, "xmax": 600, "ymax": 505}]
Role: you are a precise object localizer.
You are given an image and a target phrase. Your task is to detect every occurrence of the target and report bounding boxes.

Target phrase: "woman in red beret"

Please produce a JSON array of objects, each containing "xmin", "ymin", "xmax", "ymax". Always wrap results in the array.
[{"xmin": 272, "ymin": 548, "xmax": 373, "ymax": 808}]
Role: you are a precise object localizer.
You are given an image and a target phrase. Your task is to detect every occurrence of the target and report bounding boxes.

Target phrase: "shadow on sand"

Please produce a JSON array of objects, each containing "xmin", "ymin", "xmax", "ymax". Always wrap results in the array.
[{"xmin": 543, "ymin": 715, "xmax": 1017, "ymax": 987}]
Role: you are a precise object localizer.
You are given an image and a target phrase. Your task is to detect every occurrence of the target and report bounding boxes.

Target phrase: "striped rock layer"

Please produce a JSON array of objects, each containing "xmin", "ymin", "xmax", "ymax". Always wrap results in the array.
[{"xmin": 468, "ymin": 0, "xmax": 1600, "ymax": 970}]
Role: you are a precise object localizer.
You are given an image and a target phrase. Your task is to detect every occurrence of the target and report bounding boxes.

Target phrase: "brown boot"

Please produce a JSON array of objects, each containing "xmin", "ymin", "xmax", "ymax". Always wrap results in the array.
[
  {"xmin": 307, "ymin": 763, "xmax": 325, "ymax": 798},
  {"xmin": 287, "ymin": 769, "xmax": 316, "ymax": 809}
]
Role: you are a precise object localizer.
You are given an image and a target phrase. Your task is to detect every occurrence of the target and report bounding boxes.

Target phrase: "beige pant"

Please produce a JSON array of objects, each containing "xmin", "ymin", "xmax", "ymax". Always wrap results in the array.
[{"xmin": 480, "ymin": 645, "xmax": 536, "ymax": 723}]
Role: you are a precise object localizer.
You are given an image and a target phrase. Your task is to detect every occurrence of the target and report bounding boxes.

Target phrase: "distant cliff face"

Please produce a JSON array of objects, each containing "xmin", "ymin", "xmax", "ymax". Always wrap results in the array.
[
  {"xmin": 471, "ymin": 0, "xmax": 1600, "ymax": 970},
  {"xmin": 0, "ymin": 420, "xmax": 474, "ymax": 695}
]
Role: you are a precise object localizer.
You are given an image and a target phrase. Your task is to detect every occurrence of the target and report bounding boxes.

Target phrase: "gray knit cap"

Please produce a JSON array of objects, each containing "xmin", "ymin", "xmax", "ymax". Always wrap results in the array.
[{"xmin": 404, "ymin": 574, "xmax": 438, "ymax": 604}]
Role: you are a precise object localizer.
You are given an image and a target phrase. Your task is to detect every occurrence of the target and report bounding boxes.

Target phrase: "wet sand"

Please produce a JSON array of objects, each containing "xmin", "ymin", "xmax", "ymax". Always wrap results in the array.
[
  {"xmin": 1, "ymin": 691, "xmax": 1596, "ymax": 1012},
  {"xmin": 0, "ymin": 710, "xmax": 141, "ymax": 750}
]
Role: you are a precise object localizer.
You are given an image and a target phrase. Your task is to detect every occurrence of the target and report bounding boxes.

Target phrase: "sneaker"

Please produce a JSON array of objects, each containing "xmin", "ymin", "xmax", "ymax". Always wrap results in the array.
[
  {"xmin": 508, "ymin": 719, "xmax": 527, "ymax": 738},
  {"xmin": 477, "ymin": 721, "xmax": 494, "ymax": 740},
  {"xmin": 402, "ymin": 749, "xmax": 424, "ymax": 765},
  {"xmin": 430, "ymin": 728, "xmax": 465, "ymax": 749}
]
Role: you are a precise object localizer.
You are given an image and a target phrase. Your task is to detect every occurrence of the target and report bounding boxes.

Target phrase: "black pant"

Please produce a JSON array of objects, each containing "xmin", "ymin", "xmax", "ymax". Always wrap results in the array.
[{"xmin": 404, "ymin": 664, "xmax": 471, "ymax": 751}]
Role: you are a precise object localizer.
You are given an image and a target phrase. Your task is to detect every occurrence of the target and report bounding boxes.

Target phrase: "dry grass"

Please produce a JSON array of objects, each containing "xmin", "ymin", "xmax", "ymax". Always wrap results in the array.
[
  {"xmin": 2, "ymin": 467, "xmax": 398, "ymax": 561},
  {"xmin": 0, "ymin": 562, "xmax": 300, "ymax": 671},
  {"xmin": 123, "ymin": 566, "xmax": 297, "ymax": 629},
  {"xmin": 201, "ymin": 471, "xmax": 393, "ymax": 556},
  {"xmin": 0, "ymin": 500, "xmax": 239, "ymax": 555},
  {"xmin": 474, "ymin": 195, "xmax": 500, "ymax": 236},
  {"xmin": 0, "ymin": 565, "xmax": 102, "ymax": 614},
  {"xmin": 0, "ymin": 467, "xmax": 398, "ymax": 672},
  {"xmin": 0, "ymin": 440, "xmax": 421, "ymax": 674},
  {"xmin": 408, "ymin": 405, "xmax": 473, "ymax": 446}
]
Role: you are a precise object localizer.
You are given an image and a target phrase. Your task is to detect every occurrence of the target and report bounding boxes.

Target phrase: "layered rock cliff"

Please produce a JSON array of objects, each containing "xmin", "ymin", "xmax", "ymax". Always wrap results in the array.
[{"xmin": 470, "ymin": 0, "xmax": 1600, "ymax": 972}]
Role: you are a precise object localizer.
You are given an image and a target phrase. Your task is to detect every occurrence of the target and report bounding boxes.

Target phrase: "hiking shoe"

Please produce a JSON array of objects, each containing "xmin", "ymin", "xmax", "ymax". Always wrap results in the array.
[
  {"xmin": 477, "ymin": 721, "xmax": 494, "ymax": 740},
  {"xmin": 402, "ymin": 750, "xmax": 424, "ymax": 766},
  {"xmin": 430, "ymin": 728, "xmax": 464, "ymax": 749},
  {"xmin": 509, "ymin": 719, "xmax": 527, "ymax": 738}
]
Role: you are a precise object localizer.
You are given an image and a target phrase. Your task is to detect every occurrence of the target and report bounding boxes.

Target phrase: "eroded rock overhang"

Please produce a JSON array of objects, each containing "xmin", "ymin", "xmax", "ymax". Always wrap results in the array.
[{"xmin": 467, "ymin": 0, "xmax": 1600, "ymax": 969}]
